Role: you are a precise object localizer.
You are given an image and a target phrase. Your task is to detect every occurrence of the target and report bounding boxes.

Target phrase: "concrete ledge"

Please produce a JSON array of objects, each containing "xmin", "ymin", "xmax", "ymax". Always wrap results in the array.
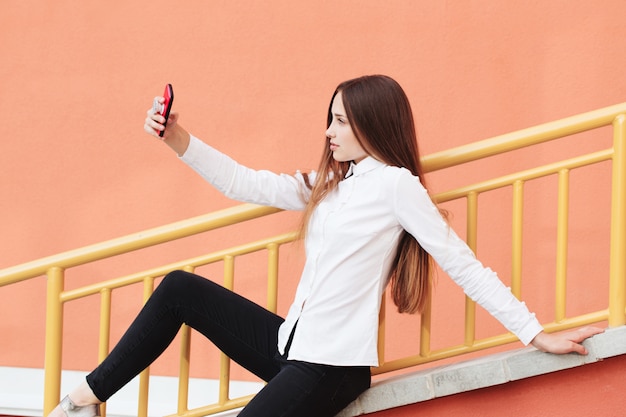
[{"xmin": 338, "ymin": 325, "xmax": 626, "ymax": 416}]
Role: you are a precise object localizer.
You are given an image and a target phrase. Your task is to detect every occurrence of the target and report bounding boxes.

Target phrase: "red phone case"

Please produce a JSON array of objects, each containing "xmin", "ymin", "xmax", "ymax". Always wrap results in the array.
[{"xmin": 159, "ymin": 84, "xmax": 174, "ymax": 137}]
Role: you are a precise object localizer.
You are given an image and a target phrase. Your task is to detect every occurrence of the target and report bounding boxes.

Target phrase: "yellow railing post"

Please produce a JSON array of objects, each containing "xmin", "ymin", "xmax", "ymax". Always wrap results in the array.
[
  {"xmin": 267, "ymin": 243, "xmax": 279, "ymax": 313},
  {"xmin": 464, "ymin": 192, "xmax": 479, "ymax": 346},
  {"xmin": 43, "ymin": 267, "xmax": 65, "ymax": 416},
  {"xmin": 137, "ymin": 277, "xmax": 156, "ymax": 417},
  {"xmin": 218, "ymin": 257, "xmax": 236, "ymax": 405},
  {"xmin": 555, "ymin": 169, "xmax": 570, "ymax": 323},
  {"xmin": 419, "ymin": 294, "xmax": 432, "ymax": 358},
  {"xmin": 511, "ymin": 180, "xmax": 524, "ymax": 298},
  {"xmin": 98, "ymin": 288, "xmax": 112, "ymax": 362},
  {"xmin": 98, "ymin": 288, "xmax": 112, "ymax": 417},
  {"xmin": 609, "ymin": 114, "xmax": 626, "ymax": 327},
  {"xmin": 177, "ymin": 324, "xmax": 192, "ymax": 414},
  {"xmin": 377, "ymin": 295, "xmax": 386, "ymax": 366},
  {"xmin": 177, "ymin": 266, "xmax": 196, "ymax": 416}
]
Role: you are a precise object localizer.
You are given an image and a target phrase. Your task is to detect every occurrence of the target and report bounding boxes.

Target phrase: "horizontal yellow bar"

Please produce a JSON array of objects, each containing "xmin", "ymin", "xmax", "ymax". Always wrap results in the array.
[
  {"xmin": 60, "ymin": 232, "xmax": 297, "ymax": 302},
  {"xmin": 0, "ymin": 204, "xmax": 283, "ymax": 286},
  {"xmin": 433, "ymin": 149, "xmax": 612, "ymax": 204},
  {"xmin": 373, "ymin": 309, "xmax": 609, "ymax": 376},
  {"xmin": 373, "ymin": 332, "xmax": 520, "ymax": 375},
  {"xmin": 164, "ymin": 394, "xmax": 256, "ymax": 417},
  {"xmin": 422, "ymin": 102, "xmax": 626, "ymax": 173}
]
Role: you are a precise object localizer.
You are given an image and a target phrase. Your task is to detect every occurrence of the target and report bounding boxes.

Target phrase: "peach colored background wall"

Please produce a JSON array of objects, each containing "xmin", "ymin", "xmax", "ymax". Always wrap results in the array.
[{"xmin": 1, "ymin": 0, "xmax": 625, "ymax": 385}]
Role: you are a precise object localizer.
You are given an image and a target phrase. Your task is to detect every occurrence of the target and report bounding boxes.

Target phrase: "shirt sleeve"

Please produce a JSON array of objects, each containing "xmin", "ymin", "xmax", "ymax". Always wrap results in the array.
[
  {"xmin": 389, "ymin": 167, "xmax": 544, "ymax": 345},
  {"xmin": 179, "ymin": 135, "xmax": 311, "ymax": 210}
]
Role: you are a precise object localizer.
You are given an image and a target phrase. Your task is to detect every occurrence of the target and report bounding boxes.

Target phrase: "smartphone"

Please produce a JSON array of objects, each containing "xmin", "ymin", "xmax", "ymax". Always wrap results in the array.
[{"xmin": 156, "ymin": 83, "xmax": 174, "ymax": 137}]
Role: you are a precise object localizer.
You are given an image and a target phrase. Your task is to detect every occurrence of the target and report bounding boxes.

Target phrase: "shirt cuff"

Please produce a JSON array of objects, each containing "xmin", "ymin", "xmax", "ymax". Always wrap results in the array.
[
  {"xmin": 179, "ymin": 134, "xmax": 203, "ymax": 163},
  {"xmin": 516, "ymin": 319, "xmax": 544, "ymax": 345}
]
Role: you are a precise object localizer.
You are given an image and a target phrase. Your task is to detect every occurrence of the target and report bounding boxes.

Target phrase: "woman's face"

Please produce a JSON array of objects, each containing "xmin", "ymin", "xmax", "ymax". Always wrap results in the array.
[{"xmin": 326, "ymin": 91, "xmax": 368, "ymax": 164}]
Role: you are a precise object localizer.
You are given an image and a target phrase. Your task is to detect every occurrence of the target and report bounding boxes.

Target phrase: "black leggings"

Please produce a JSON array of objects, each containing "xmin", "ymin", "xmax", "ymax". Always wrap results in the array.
[{"xmin": 86, "ymin": 270, "xmax": 371, "ymax": 417}]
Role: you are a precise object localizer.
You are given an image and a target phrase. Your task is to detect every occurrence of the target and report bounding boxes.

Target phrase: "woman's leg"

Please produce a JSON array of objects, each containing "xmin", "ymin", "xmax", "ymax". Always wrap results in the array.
[
  {"xmin": 238, "ymin": 358, "xmax": 371, "ymax": 417},
  {"xmin": 82, "ymin": 270, "xmax": 283, "ymax": 401}
]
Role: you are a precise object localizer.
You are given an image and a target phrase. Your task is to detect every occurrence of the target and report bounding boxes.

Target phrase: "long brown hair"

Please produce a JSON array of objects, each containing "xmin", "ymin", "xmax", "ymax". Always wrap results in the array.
[{"xmin": 300, "ymin": 75, "xmax": 435, "ymax": 314}]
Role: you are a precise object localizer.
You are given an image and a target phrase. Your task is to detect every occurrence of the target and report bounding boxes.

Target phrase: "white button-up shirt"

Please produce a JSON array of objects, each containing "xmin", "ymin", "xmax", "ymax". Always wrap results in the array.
[{"xmin": 181, "ymin": 135, "xmax": 543, "ymax": 367}]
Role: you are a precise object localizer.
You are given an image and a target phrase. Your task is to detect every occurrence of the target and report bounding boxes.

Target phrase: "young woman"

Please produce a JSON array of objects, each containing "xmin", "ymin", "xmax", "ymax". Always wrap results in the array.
[{"xmin": 49, "ymin": 75, "xmax": 603, "ymax": 417}]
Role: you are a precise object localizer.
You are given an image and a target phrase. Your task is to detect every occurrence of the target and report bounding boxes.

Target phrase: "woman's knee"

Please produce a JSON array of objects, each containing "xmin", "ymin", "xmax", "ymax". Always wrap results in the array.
[
  {"xmin": 158, "ymin": 270, "xmax": 222, "ymax": 301},
  {"xmin": 162, "ymin": 269, "xmax": 190, "ymax": 284},
  {"xmin": 156, "ymin": 270, "xmax": 202, "ymax": 298}
]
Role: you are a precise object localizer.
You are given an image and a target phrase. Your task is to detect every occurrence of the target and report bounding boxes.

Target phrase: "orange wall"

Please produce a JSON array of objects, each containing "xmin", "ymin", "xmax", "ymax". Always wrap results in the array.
[{"xmin": 1, "ymin": 0, "xmax": 625, "ymax": 384}]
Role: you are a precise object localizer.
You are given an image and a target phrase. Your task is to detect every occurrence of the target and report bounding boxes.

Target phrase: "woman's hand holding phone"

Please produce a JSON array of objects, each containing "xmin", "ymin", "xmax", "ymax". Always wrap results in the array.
[
  {"xmin": 144, "ymin": 84, "xmax": 191, "ymax": 156},
  {"xmin": 145, "ymin": 84, "xmax": 174, "ymax": 138}
]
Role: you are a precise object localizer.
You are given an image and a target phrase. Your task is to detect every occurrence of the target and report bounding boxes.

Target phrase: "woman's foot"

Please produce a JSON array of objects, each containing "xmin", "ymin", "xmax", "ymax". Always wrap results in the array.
[
  {"xmin": 47, "ymin": 382, "xmax": 101, "ymax": 417},
  {"xmin": 58, "ymin": 396, "xmax": 100, "ymax": 417}
]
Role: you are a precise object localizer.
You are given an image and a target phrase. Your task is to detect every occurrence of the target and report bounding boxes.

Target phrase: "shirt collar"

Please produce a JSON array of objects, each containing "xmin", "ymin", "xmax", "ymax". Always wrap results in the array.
[{"xmin": 345, "ymin": 156, "xmax": 385, "ymax": 178}]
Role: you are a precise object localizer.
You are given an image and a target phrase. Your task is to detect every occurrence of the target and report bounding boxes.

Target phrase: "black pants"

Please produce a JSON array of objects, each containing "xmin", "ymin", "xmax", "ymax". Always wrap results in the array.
[{"xmin": 86, "ymin": 271, "xmax": 371, "ymax": 417}]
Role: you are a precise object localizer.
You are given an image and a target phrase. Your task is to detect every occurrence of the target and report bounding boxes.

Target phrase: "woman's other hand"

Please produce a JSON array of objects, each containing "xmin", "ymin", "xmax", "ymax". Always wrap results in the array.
[{"xmin": 531, "ymin": 326, "xmax": 605, "ymax": 355}]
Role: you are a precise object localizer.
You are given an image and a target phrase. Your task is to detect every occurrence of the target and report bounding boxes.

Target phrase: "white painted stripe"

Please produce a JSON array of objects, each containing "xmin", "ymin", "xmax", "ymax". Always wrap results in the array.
[{"xmin": 0, "ymin": 367, "xmax": 263, "ymax": 417}]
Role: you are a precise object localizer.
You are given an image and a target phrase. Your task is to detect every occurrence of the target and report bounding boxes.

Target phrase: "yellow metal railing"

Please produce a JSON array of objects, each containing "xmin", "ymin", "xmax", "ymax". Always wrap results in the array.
[{"xmin": 1, "ymin": 102, "xmax": 625, "ymax": 417}]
